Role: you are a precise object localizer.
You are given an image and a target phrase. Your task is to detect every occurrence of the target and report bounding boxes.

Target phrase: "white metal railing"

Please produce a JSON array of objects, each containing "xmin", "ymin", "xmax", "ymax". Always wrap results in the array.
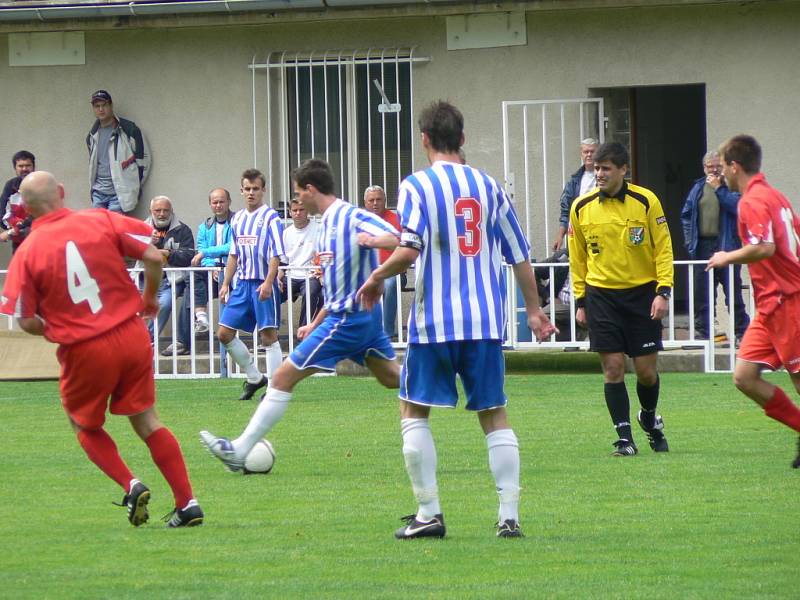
[{"xmin": 0, "ymin": 260, "xmax": 754, "ymax": 377}]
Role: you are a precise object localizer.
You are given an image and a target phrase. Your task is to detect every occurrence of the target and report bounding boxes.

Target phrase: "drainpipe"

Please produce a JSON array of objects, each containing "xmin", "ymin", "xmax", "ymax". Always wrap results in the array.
[{"xmin": 0, "ymin": 0, "xmax": 318, "ymax": 23}]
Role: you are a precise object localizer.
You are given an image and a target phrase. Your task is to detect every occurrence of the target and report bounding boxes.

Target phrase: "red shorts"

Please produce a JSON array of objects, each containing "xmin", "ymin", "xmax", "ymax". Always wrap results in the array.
[
  {"xmin": 57, "ymin": 317, "xmax": 155, "ymax": 429},
  {"xmin": 738, "ymin": 293, "xmax": 800, "ymax": 373}
]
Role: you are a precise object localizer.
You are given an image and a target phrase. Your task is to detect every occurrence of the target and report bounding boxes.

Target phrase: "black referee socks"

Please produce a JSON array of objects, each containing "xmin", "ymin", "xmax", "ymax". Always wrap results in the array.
[{"xmin": 604, "ymin": 381, "xmax": 633, "ymax": 441}]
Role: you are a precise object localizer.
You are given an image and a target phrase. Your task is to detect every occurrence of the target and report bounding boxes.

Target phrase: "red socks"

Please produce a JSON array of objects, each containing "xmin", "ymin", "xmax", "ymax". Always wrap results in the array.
[
  {"xmin": 77, "ymin": 428, "xmax": 134, "ymax": 491},
  {"xmin": 145, "ymin": 427, "xmax": 194, "ymax": 508},
  {"xmin": 764, "ymin": 387, "xmax": 800, "ymax": 433}
]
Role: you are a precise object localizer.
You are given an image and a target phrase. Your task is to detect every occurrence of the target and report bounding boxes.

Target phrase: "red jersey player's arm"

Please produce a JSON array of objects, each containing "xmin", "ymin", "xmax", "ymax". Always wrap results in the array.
[
  {"xmin": 18, "ymin": 316, "xmax": 45, "ymax": 336},
  {"xmin": 707, "ymin": 242, "xmax": 775, "ymax": 270},
  {"xmin": 140, "ymin": 244, "xmax": 164, "ymax": 316}
]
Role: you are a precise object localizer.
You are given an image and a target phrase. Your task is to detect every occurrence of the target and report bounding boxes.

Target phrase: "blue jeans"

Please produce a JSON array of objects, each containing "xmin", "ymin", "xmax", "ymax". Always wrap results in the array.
[
  {"xmin": 382, "ymin": 273, "xmax": 406, "ymax": 337},
  {"xmin": 91, "ymin": 190, "xmax": 124, "ymax": 214},
  {"xmin": 149, "ymin": 278, "xmax": 191, "ymax": 346},
  {"xmin": 693, "ymin": 237, "xmax": 750, "ymax": 337}
]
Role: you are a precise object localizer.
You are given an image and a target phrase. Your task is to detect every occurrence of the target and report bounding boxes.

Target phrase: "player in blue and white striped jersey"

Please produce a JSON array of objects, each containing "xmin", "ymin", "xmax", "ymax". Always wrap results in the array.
[
  {"xmin": 217, "ymin": 169, "xmax": 286, "ymax": 401},
  {"xmin": 359, "ymin": 101, "xmax": 557, "ymax": 540},
  {"xmin": 200, "ymin": 159, "xmax": 401, "ymax": 475}
]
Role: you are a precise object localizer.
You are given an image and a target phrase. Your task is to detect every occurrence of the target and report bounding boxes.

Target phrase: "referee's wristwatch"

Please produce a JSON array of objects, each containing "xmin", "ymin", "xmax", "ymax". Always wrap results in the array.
[{"xmin": 656, "ymin": 287, "xmax": 671, "ymax": 300}]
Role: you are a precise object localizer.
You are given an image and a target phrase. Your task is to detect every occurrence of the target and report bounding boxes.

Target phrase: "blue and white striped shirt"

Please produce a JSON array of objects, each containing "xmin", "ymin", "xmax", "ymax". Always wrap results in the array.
[
  {"xmin": 229, "ymin": 204, "xmax": 285, "ymax": 281},
  {"xmin": 317, "ymin": 198, "xmax": 399, "ymax": 313},
  {"xmin": 398, "ymin": 161, "xmax": 530, "ymax": 343}
]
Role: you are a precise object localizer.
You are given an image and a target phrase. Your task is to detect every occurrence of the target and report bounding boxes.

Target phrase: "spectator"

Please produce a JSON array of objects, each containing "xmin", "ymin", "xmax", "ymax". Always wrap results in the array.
[
  {"xmin": 140, "ymin": 196, "xmax": 195, "ymax": 355},
  {"xmin": 278, "ymin": 198, "xmax": 323, "ymax": 330},
  {"xmin": 86, "ymin": 90, "xmax": 151, "ymax": 214},
  {"xmin": 0, "ymin": 150, "xmax": 35, "ymax": 252},
  {"xmin": 681, "ymin": 150, "xmax": 750, "ymax": 341},
  {"xmin": 553, "ymin": 137, "xmax": 598, "ymax": 251},
  {"xmin": 363, "ymin": 185, "xmax": 404, "ymax": 337},
  {"xmin": 190, "ymin": 188, "xmax": 234, "ymax": 333}
]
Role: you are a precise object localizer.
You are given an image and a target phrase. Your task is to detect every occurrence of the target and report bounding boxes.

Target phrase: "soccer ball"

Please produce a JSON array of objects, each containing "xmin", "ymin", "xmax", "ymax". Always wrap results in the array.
[{"xmin": 243, "ymin": 440, "xmax": 275, "ymax": 475}]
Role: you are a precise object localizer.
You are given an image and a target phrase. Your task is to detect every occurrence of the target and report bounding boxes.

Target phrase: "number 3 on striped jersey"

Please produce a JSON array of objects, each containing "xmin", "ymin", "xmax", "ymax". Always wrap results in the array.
[
  {"xmin": 66, "ymin": 241, "xmax": 103, "ymax": 313},
  {"xmin": 455, "ymin": 197, "xmax": 482, "ymax": 257}
]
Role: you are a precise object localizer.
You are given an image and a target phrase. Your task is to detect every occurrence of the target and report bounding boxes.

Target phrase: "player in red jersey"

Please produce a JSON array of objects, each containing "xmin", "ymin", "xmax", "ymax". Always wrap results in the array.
[
  {"xmin": 0, "ymin": 171, "xmax": 204, "ymax": 526},
  {"xmin": 707, "ymin": 135, "xmax": 800, "ymax": 468}
]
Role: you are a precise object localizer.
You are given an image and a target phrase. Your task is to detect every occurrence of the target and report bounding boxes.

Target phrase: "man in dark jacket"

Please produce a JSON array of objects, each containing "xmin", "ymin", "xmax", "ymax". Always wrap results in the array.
[
  {"xmin": 0, "ymin": 150, "xmax": 35, "ymax": 252},
  {"xmin": 680, "ymin": 151, "xmax": 750, "ymax": 340},
  {"xmin": 142, "ymin": 195, "xmax": 195, "ymax": 355},
  {"xmin": 553, "ymin": 138, "xmax": 598, "ymax": 251}
]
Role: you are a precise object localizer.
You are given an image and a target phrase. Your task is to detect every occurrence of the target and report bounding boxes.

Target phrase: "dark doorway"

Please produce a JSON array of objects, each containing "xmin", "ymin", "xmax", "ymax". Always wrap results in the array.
[{"xmin": 592, "ymin": 84, "xmax": 707, "ymax": 310}]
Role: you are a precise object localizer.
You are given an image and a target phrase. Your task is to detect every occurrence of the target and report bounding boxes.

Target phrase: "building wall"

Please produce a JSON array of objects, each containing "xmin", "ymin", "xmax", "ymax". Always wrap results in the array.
[{"xmin": 0, "ymin": 1, "xmax": 798, "ymax": 267}]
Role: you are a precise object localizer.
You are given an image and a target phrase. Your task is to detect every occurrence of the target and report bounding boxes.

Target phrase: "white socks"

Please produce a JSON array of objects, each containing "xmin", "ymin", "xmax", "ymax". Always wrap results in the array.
[
  {"xmin": 232, "ymin": 387, "xmax": 292, "ymax": 458},
  {"xmin": 400, "ymin": 418, "xmax": 440, "ymax": 520},
  {"xmin": 486, "ymin": 428, "xmax": 520, "ymax": 523},
  {"xmin": 266, "ymin": 341, "xmax": 282, "ymax": 379},
  {"xmin": 224, "ymin": 336, "xmax": 262, "ymax": 383}
]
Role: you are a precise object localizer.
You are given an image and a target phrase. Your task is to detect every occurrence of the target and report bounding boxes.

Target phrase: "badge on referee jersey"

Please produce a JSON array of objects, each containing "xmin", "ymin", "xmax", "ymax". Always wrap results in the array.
[{"xmin": 628, "ymin": 226, "xmax": 645, "ymax": 245}]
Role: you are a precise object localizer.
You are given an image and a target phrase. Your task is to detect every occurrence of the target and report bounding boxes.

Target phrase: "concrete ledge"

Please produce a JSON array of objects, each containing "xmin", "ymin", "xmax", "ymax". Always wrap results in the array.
[
  {"xmin": 0, "ymin": 330, "xmax": 60, "ymax": 380},
  {"xmin": 335, "ymin": 347, "xmax": 710, "ymax": 376}
]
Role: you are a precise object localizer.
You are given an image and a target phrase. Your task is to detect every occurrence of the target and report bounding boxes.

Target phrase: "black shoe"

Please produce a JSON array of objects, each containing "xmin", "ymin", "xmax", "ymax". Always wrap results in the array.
[
  {"xmin": 164, "ymin": 502, "xmax": 204, "ymax": 528},
  {"xmin": 637, "ymin": 410, "xmax": 669, "ymax": 452},
  {"xmin": 496, "ymin": 519, "xmax": 523, "ymax": 538},
  {"xmin": 792, "ymin": 437, "xmax": 800, "ymax": 469},
  {"xmin": 239, "ymin": 375, "xmax": 268, "ymax": 400},
  {"xmin": 394, "ymin": 513, "xmax": 446, "ymax": 539},
  {"xmin": 611, "ymin": 439, "xmax": 638, "ymax": 456},
  {"xmin": 116, "ymin": 480, "xmax": 150, "ymax": 526}
]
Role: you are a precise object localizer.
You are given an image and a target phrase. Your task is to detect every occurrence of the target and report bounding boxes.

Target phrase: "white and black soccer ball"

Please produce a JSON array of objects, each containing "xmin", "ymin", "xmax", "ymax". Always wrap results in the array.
[{"xmin": 243, "ymin": 439, "xmax": 275, "ymax": 475}]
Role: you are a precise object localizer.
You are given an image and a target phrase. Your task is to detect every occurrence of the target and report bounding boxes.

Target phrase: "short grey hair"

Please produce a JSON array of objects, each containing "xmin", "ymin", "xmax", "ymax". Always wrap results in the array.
[
  {"xmin": 580, "ymin": 137, "xmax": 598, "ymax": 146},
  {"xmin": 363, "ymin": 184, "xmax": 385, "ymax": 200},
  {"xmin": 702, "ymin": 151, "xmax": 719, "ymax": 166},
  {"xmin": 150, "ymin": 195, "xmax": 172, "ymax": 209}
]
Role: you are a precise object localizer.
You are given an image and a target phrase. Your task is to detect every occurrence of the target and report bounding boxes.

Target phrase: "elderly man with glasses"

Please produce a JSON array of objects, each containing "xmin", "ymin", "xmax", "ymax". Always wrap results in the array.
[
  {"xmin": 681, "ymin": 150, "xmax": 750, "ymax": 342},
  {"xmin": 363, "ymin": 184, "xmax": 404, "ymax": 338}
]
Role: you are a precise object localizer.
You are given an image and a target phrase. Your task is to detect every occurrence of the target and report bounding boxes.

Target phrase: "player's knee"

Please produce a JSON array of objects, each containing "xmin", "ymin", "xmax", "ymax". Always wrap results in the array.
[
  {"xmin": 261, "ymin": 329, "xmax": 278, "ymax": 346},
  {"xmin": 217, "ymin": 326, "xmax": 234, "ymax": 344},
  {"xmin": 732, "ymin": 370, "xmax": 753, "ymax": 394},
  {"xmin": 379, "ymin": 366, "xmax": 400, "ymax": 389}
]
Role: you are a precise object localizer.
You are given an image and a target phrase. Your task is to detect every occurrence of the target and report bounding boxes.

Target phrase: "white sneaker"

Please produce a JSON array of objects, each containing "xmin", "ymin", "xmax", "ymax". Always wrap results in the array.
[
  {"xmin": 161, "ymin": 342, "xmax": 189, "ymax": 356},
  {"xmin": 195, "ymin": 312, "xmax": 209, "ymax": 333}
]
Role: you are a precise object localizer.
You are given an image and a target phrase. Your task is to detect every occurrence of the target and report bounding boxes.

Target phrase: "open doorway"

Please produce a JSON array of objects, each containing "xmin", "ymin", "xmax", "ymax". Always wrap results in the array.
[{"xmin": 591, "ymin": 84, "xmax": 706, "ymax": 310}]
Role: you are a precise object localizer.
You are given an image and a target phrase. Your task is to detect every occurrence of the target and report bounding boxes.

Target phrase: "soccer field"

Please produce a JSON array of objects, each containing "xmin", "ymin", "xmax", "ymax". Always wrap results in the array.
[{"xmin": 1, "ymin": 373, "xmax": 797, "ymax": 599}]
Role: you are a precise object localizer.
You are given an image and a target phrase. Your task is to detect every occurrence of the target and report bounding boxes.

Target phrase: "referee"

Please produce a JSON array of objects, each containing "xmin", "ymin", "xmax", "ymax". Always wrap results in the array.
[{"xmin": 568, "ymin": 142, "xmax": 674, "ymax": 456}]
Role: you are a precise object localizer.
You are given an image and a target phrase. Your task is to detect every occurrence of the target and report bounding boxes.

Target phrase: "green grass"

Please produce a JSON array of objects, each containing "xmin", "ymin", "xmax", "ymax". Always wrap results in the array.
[{"xmin": 1, "ymin": 373, "xmax": 798, "ymax": 599}]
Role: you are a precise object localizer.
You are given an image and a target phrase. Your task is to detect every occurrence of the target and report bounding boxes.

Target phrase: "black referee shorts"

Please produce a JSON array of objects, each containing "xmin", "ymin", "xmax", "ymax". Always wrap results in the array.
[{"xmin": 585, "ymin": 281, "xmax": 663, "ymax": 357}]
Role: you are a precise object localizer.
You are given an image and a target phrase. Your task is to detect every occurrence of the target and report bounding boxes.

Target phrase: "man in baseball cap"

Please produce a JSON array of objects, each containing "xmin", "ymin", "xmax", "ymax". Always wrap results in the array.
[{"xmin": 86, "ymin": 89, "xmax": 151, "ymax": 214}]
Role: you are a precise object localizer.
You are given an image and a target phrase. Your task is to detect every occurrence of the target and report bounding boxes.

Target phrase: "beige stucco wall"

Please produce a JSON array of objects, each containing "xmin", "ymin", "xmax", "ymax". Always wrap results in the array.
[{"xmin": 0, "ymin": 1, "xmax": 798, "ymax": 267}]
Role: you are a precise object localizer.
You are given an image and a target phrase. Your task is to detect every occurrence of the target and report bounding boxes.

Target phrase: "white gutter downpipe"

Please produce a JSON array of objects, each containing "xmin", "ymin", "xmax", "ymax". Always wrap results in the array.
[{"xmin": 0, "ymin": 0, "xmax": 320, "ymax": 22}]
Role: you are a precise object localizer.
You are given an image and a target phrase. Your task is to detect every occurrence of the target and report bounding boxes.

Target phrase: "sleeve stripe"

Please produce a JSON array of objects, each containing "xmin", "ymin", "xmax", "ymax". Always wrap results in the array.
[{"xmin": 126, "ymin": 232, "xmax": 152, "ymax": 245}]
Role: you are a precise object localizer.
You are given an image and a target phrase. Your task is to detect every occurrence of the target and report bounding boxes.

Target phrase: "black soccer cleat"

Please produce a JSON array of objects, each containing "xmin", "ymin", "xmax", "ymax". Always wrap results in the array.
[
  {"xmin": 637, "ymin": 410, "xmax": 669, "ymax": 452},
  {"xmin": 116, "ymin": 480, "xmax": 150, "ymax": 527},
  {"xmin": 791, "ymin": 436, "xmax": 800, "ymax": 469},
  {"xmin": 496, "ymin": 519, "xmax": 523, "ymax": 538},
  {"xmin": 394, "ymin": 513, "xmax": 446, "ymax": 539},
  {"xmin": 611, "ymin": 439, "xmax": 638, "ymax": 457},
  {"xmin": 164, "ymin": 502, "xmax": 204, "ymax": 528},
  {"xmin": 239, "ymin": 375, "xmax": 268, "ymax": 401}
]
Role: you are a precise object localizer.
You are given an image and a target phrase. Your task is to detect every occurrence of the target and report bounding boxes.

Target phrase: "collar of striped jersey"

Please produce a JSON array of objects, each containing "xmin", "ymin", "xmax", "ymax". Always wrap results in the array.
[{"xmin": 599, "ymin": 181, "xmax": 628, "ymax": 202}]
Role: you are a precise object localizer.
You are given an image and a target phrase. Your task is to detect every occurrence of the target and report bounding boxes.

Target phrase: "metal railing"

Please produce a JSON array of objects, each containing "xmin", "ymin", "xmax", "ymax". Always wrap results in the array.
[{"xmin": 0, "ymin": 260, "xmax": 754, "ymax": 377}]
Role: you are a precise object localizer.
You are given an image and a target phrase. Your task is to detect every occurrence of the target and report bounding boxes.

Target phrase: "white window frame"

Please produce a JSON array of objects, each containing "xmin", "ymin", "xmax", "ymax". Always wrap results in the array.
[{"xmin": 249, "ymin": 48, "xmax": 429, "ymax": 208}]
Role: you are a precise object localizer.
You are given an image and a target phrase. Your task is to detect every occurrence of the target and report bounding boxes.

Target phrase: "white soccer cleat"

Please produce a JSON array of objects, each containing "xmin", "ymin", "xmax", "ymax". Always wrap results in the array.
[{"xmin": 199, "ymin": 430, "xmax": 245, "ymax": 472}]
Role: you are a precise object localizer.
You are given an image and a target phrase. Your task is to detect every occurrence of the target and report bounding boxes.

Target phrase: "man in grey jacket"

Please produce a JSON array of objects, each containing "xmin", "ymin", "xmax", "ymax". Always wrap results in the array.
[
  {"xmin": 87, "ymin": 90, "xmax": 151, "ymax": 214},
  {"xmin": 142, "ymin": 196, "xmax": 195, "ymax": 355}
]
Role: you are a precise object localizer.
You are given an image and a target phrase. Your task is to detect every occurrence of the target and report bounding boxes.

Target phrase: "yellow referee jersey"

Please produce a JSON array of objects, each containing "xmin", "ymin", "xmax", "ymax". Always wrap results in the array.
[{"xmin": 568, "ymin": 182, "xmax": 674, "ymax": 300}]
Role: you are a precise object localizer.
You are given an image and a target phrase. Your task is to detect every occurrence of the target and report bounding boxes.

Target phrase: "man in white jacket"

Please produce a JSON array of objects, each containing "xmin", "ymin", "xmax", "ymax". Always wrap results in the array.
[{"xmin": 86, "ymin": 90, "xmax": 151, "ymax": 214}]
